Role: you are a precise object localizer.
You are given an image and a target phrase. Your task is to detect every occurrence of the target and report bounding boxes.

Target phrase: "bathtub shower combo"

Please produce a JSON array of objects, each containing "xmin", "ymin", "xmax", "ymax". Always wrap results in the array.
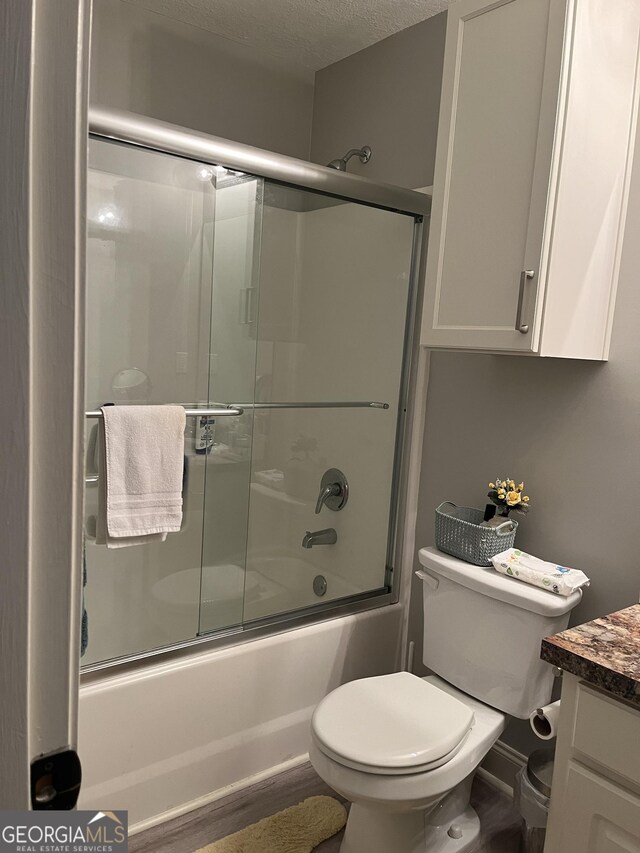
[{"xmin": 83, "ymin": 108, "xmax": 428, "ymax": 671}]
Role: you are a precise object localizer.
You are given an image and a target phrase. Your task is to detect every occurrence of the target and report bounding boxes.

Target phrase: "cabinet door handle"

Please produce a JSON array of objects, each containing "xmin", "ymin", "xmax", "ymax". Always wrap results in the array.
[{"xmin": 516, "ymin": 269, "xmax": 534, "ymax": 334}]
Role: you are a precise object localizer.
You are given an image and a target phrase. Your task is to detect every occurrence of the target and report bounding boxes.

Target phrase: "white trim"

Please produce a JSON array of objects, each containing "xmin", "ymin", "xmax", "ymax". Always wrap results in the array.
[
  {"xmin": 129, "ymin": 740, "xmax": 525, "ymax": 836},
  {"xmin": 476, "ymin": 767, "xmax": 515, "ymax": 799},
  {"xmin": 0, "ymin": 0, "xmax": 90, "ymax": 806},
  {"xmin": 399, "ymin": 346, "xmax": 431, "ymax": 664},
  {"xmin": 0, "ymin": 0, "xmax": 33, "ymax": 806},
  {"xmin": 397, "ymin": 185, "xmax": 432, "ymax": 667},
  {"xmin": 480, "ymin": 739, "xmax": 528, "ymax": 795},
  {"xmin": 128, "ymin": 754, "xmax": 309, "ymax": 836}
]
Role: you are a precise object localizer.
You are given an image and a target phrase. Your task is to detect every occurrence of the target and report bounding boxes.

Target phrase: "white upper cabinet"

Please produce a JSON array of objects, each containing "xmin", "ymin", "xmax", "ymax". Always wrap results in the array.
[{"xmin": 421, "ymin": 0, "xmax": 640, "ymax": 359}]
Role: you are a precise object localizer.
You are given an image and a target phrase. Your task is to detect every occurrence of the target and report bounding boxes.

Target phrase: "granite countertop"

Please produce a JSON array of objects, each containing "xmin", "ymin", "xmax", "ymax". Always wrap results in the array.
[{"xmin": 540, "ymin": 604, "xmax": 640, "ymax": 705}]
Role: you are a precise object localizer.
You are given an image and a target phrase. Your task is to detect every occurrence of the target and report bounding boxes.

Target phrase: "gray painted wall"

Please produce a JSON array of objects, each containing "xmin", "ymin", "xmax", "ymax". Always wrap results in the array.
[
  {"xmin": 312, "ymin": 9, "xmax": 640, "ymax": 757},
  {"xmin": 411, "ymin": 118, "xmax": 640, "ymax": 752},
  {"xmin": 311, "ymin": 13, "xmax": 447, "ymax": 187},
  {"xmin": 90, "ymin": 0, "xmax": 314, "ymax": 159}
]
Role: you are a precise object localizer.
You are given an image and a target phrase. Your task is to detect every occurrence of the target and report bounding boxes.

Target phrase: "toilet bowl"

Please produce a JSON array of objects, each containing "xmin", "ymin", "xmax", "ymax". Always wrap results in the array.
[
  {"xmin": 310, "ymin": 673, "xmax": 505, "ymax": 853},
  {"xmin": 309, "ymin": 546, "xmax": 583, "ymax": 852}
]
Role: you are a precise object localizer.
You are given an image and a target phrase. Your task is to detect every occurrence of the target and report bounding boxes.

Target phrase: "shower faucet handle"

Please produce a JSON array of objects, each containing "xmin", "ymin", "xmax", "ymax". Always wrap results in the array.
[
  {"xmin": 315, "ymin": 468, "xmax": 349, "ymax": 514},
  {"xmin": 315, "ymin": 483, "xmax": 341, "ymax": 514}
]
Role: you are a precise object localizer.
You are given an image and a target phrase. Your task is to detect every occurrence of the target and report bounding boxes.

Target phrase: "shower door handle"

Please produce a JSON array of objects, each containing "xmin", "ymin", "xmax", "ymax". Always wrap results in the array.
[
  {"xmin": 239, "ymin": 287, "xmax": 257, "ymax": 325},
  {"xmin": 85, "ymin": 423, "xmax": 100, "ymax": 486}
]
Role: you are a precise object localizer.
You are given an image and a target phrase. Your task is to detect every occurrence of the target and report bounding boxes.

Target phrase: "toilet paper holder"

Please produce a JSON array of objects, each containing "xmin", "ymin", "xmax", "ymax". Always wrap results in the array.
[{"xmin": 530, "ymin": 700, "xmax": 561, "ymax": 740}]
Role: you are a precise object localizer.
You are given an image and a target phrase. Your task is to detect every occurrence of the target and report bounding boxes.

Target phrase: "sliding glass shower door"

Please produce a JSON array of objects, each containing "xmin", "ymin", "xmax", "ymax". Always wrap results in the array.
[
  {"xmin": 198, "ymin": 174, "xmax": 262, "ymax": 635},
  {"xmin": 234, "ymin": 184, "xmax": 414, "ymax": 627},
  {"xmin": 84, "ymin": 141, "xmax": 260, "ymax": 664},
  {"xmin": 84, "ymin": 134, "xmax": 417, "ymax": 668}
]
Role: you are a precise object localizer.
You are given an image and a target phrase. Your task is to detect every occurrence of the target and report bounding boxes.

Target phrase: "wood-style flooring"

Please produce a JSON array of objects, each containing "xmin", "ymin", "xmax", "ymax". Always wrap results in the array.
[{"xmin": 130, "ymin": 761, "xmax": 523, "ymax": 853}]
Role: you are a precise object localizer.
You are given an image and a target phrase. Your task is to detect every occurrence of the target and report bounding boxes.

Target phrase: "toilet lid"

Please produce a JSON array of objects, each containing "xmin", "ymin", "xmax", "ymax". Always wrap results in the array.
[{"xmin": 311, "ymin": 672, "xmax": 474, "ymax": 774}]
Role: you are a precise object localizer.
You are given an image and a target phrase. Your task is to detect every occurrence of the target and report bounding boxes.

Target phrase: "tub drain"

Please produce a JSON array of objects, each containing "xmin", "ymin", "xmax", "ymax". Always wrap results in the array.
[{"xmin": 313, "ymin": 575, "xmax": 327, "ymax": 597}]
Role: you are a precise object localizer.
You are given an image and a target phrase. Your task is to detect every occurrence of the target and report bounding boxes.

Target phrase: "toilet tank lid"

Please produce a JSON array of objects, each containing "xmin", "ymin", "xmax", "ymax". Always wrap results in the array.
[{"xmin": 418, "ymin": 547, "xmax": 582, "ymax": 617}]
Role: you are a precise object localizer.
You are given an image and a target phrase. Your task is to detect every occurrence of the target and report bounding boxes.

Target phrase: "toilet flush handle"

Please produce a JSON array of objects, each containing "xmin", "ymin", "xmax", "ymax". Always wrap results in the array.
[{"xmin": 415, "ymin": 570, "xmax": 439, "ymax": 591}]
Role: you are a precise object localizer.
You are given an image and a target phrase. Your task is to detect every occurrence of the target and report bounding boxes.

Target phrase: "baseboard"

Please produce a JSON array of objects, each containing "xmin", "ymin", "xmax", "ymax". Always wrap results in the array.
[
  {"xmin": 128, "ymin": 753, "xmax": 310, "ymax": 836},
  {"xmin": 128, "ymin": 740, "xmax": 526, "ymax": 835},
  {"xmin": 479, "ymin": 740, "xmax": 527, "ymax": 795}
]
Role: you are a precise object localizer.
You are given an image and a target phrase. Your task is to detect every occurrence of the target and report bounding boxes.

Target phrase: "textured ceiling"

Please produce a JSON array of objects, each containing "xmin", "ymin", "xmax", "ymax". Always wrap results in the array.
[{"xmin": 121, "ymin": 0, "xmax": 452, "ymax": 74}]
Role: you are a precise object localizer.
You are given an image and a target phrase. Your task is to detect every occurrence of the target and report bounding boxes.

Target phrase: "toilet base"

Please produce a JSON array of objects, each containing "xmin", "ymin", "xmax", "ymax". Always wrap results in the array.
[
  {"xmin": 340, "ymin": 804, "xmax": 480, "ymax": 853},
  {"xmin": 339, "ymin": 773, "xmax": 481, "ymax": 853},
  {"xmin": 423, "ymin": 806, "xmax": 481, "ymax": 853}
]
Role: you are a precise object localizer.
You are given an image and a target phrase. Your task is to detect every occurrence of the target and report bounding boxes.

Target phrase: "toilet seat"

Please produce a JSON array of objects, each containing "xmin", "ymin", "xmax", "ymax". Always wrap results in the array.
[
  {"xmin": 311, "ymin": 672, "xmax": 474, "ymax": 776},
  {"xmin": 310, "ymin": 676, "xmax": 506, "ymax": 815}
]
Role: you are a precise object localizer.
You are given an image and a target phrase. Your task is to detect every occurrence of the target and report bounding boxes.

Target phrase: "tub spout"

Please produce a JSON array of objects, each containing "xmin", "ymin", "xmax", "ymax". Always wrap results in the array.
[{"xmin": 302, "ymin": 528, "xmax": 337, "ymax": 548}]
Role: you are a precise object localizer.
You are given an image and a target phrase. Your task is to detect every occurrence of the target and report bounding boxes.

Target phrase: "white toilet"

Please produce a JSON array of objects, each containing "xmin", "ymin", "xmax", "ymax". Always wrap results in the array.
[{"xmin": 309, "ymin": 546, "xmax": 583, "ymax": 853}]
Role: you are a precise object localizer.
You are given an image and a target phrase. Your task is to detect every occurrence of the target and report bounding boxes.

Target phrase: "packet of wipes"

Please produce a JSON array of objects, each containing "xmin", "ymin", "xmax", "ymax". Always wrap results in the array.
[{"xmin": 491, "ymin": 548, "xmax": 590, "ymax": 596}]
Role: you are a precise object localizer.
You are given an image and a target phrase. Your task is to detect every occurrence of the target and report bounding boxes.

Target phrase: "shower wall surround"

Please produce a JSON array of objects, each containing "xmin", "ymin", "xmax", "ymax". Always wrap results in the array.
[{"xmin": 84, "ymin": 134, "xmax": 416, "ymax": 668}]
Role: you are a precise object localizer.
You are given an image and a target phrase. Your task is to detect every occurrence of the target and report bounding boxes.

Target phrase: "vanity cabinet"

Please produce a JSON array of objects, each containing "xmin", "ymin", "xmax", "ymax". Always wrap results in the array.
[
  {"xmin": 545, "ymin": 675, "xmax": 640, "ymax": 852},
  {"xmin": 421, "ymin": 0, "xmax": 640, "ymax": 359}
]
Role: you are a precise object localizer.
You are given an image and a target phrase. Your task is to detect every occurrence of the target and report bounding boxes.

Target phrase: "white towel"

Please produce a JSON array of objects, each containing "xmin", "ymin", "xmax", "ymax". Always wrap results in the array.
[{"xmin": 96, "ymin": 405, "xmax": 186, "ymax": 548}]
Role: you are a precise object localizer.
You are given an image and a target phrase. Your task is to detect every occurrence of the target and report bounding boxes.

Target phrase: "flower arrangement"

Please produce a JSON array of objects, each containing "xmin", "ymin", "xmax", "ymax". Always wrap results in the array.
[{"xmin": 488, "ymin": 477, "xmax": 531, "ymax": 517}]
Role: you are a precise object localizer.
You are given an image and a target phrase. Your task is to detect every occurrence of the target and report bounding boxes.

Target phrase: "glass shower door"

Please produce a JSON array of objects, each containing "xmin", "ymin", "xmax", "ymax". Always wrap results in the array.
[
  {"xmin": 84, "ymin": 140, "xmax": 260, "ymax": 664},
  {"xmin": 84, "ymin": 131, "xmax": 418, "ymax": 667},
  {"xmin": 198, "ymin": 174, "xmax": 262, "ymax": 635},
  {"xmin": 241, "ymin": 183, "xmax": 415, "ymax": 623}
]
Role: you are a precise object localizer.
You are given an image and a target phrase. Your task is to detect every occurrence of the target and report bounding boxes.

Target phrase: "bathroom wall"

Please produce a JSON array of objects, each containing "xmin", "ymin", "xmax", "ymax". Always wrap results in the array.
[
  {"xmin": 310, "ymin": 12, "xmax": 447, "ymax": 187},
  {"xmin": 90, "ymin": 0, "xmax": 314, "ymax": 159},
  {"xmin": 311, "ymin": 8, "xmax": 640, "ymax": 758},
  {"xmin": 412, "ymin": 114, "xmax": 640, "ymax": 754}
]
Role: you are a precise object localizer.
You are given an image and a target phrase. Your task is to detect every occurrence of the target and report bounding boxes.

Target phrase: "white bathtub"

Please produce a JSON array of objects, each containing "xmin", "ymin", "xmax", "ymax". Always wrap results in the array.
[
  {"xmin": 151, "ymin": 554, "xmax": 359, "ymax": 635},
  {"xmin": 78, "ymin": 602, "xmax": 403, "ymax": 831},
  {"xmin": 243, "ymin": 553, "xmax": 358, "ymax": 621}
]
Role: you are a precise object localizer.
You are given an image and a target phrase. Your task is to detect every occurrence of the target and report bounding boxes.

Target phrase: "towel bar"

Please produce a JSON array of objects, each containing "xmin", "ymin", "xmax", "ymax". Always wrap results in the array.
[
  {"xmin": 83, "ymin": 401, "xmax": 389, "ymax": 485},
  {"xmin": 85, "ymin": 405, "xmax": 244, "ymax": 419},
  {"xmin": 85, "ymin": 402, "xmax": 389, "ymax": 418},
  {"xmin": 236, "ymin": 401, "xmax": 390, "ymax": 410}
]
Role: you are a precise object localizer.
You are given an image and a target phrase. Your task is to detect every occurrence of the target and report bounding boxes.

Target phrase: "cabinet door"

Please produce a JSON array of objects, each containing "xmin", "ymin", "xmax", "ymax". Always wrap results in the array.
[
  {"xmin": 421, "ymin": 0, "xmax": 567, "ymax": 352},
  {"xmin": 546, "ymin": 761, "xmax": 640, "ymax": 853}
]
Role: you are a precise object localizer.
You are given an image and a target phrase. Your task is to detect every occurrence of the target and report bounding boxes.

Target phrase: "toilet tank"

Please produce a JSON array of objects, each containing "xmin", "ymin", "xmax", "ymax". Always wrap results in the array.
[{"xmin": 417, "ymin": 547, "xmax": 582, "ymax": 718}]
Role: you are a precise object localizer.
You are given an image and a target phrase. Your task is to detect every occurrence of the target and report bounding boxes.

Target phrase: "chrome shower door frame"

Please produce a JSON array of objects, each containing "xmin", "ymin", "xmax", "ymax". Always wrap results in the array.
[{"xmin": 83, "ymin": 107, "xmax": 430, "ymax": 676}]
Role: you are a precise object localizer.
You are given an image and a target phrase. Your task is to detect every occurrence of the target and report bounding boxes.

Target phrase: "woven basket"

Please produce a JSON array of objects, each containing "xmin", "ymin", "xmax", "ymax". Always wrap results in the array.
[{"xmin": 435, "ymin": 501, "xmax": 518, "ymax": 567}]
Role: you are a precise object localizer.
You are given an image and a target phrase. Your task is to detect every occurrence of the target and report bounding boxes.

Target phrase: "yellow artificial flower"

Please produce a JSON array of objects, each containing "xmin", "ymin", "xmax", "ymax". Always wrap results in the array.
[
  {"xmin": 506, "ymin": 490, "xmax": 522, "ymax": 506},
  {"xmin": 489, "ymin": 482, "xmax": 495, "ymax": 489},
  {"xmin": 522, "ymin": 495, "xmax": 530, "ymax": 502},
  {"xmin": 517, "ymin": 482, "xmax": 524, "ymax": 491}
]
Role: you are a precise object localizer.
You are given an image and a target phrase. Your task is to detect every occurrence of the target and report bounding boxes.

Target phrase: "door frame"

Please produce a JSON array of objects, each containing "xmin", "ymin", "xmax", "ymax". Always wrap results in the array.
[{"xmin": 0, "ymin": 0, "xmax": 90, "ymax": 807}]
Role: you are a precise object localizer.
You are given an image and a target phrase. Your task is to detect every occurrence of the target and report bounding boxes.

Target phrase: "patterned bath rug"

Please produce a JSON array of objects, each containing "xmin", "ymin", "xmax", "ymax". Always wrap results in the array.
[{"xmin": 194, "ymin": 795, "xmax": 347, "ymax": 853}]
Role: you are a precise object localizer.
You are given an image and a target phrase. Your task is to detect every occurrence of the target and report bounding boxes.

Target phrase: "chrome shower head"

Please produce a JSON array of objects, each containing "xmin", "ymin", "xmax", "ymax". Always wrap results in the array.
[{"xmin": 327, "ymin": 145, "xmax": 372, "ymax": 172}]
